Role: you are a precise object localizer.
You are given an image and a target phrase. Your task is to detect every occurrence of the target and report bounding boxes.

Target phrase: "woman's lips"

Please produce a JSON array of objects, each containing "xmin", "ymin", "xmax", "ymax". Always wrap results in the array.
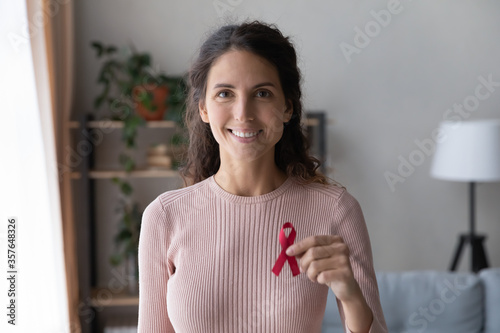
[{"xmin": 228, "ymin": 129, "xmax": 263, "ymax": 142}]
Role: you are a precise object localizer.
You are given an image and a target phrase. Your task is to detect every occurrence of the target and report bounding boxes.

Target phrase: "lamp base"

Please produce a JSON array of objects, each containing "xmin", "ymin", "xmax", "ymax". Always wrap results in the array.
[{"xmin": 449, "ymin": 234, "xmax": 489, "ymax": 273}]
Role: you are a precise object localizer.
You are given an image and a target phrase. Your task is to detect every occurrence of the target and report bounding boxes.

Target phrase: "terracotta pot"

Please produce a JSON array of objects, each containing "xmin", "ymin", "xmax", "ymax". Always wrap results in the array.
[{"xmin": 132, "ymin": 84, "xmax": 169, "ymax": 121}]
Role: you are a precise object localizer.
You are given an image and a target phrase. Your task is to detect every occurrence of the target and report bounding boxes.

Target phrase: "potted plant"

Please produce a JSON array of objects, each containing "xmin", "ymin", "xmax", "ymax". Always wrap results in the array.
[
  {"xmin": 91, "ymin": 41, "xmax": 187, "ymax": 149},
  {"xmin": 91, "ymin": 41, "xmax": 171, "ymax": 117}
]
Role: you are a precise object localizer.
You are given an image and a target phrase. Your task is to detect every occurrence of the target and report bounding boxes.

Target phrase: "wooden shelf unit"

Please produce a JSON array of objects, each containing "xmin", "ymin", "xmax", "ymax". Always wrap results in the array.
[{"xmin": 69, "ymin": 114, "xmax": 182, "ymax": 333}]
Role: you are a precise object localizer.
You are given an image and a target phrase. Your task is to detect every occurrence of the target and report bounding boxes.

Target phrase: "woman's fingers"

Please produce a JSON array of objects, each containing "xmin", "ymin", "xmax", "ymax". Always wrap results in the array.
[
  {"xmin": 299, "ymin": 243, "xmax": 350, "ymax": 281},
  {"xmin": 286, "ymin": 235, "xmax": 342, "ymax": 256}
]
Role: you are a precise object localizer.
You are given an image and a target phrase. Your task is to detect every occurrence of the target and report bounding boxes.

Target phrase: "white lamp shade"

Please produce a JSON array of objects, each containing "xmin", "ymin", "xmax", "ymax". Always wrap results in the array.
[{"xmin": 430, "ymin": 119, "xmax": 500, "ymax": 182}]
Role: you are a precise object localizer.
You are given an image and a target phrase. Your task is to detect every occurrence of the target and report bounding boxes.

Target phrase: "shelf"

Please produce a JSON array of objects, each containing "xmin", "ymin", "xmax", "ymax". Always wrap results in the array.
[
  {"xmin": 90, "ymin": 288, "xmax": 138, "ymax": 307},
  {"xmin": 71, "ymin": 168, "xmax": 181, "ymax": 179},
  {"xmin": 68, "ymin": 120, "xmax": 177, "ymax": 129},
  {"xmin": 68, "ymin": 117, "xmax": 330, "ymax": 130}
]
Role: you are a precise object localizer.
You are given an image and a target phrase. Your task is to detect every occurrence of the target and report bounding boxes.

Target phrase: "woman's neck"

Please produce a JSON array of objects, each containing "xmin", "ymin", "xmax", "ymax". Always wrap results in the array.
[{"xmin": 214, "ymin": 163, "xmax": 288, "ymax": 197}]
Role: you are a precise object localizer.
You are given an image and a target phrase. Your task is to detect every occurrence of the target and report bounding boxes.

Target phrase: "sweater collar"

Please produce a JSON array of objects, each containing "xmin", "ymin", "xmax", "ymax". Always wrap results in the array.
[{"xmin": 207, "ymin": 175, "xmax": 295, "ymax": 204}]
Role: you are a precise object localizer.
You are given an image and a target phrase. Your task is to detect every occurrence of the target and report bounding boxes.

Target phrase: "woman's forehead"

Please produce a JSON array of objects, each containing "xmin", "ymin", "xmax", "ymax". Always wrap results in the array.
[{"xmin": 207, "ymin": 50, "xmax": 281, "ymax": 89}]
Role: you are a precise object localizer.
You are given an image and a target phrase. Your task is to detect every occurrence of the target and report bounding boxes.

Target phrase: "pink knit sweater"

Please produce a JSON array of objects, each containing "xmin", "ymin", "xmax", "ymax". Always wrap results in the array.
[{"xmin": 138, "ymin": 175, "xmax": 387, "ymax": 332}]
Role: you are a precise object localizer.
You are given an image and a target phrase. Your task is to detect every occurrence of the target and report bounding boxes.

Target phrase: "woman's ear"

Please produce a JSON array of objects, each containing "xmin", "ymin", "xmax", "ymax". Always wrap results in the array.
[{"xmin": 199, "ymin": 101, "xmax": 209, "ymax": 123}]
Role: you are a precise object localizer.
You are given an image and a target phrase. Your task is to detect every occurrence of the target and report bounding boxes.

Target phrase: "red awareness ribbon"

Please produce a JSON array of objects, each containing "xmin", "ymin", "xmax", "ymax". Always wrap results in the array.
[{"xmin": 272, "ymin": 222, "xmax": 300, "ymax": 277}]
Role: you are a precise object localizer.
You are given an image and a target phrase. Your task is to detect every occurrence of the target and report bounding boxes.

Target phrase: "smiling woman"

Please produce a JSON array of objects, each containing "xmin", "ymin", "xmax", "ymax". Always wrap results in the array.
[
  {"xmin": 181, "ymin": 21, "xmax": 326, "ymax": 189},
  {"xmin": 138, "ymin": 21, "xmax": 388, "ymax": 333},
  {"xmin": 199, "ymin": 49, "xmax": 293, "ymax": 189}
]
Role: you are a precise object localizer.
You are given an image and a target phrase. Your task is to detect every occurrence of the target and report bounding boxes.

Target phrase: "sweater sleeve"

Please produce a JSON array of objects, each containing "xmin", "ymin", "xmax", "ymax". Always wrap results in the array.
[
  {"xmin": 333, "ymin": 189, "xmax": 388, "ymax": 333},
  {"xmin": 137, "ymin": 197, "xmax": 175, "ymax": 332}
]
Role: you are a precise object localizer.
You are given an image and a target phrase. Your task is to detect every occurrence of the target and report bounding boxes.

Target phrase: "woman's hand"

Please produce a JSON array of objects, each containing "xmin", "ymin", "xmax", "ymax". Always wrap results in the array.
[
  {"xmin": 286, "ymin": 235, "xmax": 373, "ymax": 332},
  {"xmin": 286, "ymin": 235, "xmax": 359, "ymax": 300}
]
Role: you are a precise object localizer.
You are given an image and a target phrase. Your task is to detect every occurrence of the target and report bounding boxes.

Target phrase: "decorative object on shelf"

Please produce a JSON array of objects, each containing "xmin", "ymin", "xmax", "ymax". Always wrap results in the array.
[
  {"xmin": 430, "ymin": 119, "xmax": 500, "ymax": 273},
  {"xmin": 147, "ymin": 143, "xmax": 172, "ymax": 169}
]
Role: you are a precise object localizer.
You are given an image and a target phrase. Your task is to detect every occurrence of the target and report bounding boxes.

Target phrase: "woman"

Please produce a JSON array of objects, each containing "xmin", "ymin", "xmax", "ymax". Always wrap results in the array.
[{"xmin": 138, "ymin": 21, "xmax": 387, "ymax": 333}]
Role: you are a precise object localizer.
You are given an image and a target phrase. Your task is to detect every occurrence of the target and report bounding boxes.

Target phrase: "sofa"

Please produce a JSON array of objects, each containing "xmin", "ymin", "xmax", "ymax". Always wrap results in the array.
[{"xmin": 322, "ymin": 268, "xmax": 500, "ymax": 333}]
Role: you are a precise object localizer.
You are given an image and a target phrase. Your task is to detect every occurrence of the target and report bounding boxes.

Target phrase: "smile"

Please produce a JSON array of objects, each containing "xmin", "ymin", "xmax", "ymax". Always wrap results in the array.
[{"xmin": 230, "ymin": 129, "xmax": 262, "ymax": 138}]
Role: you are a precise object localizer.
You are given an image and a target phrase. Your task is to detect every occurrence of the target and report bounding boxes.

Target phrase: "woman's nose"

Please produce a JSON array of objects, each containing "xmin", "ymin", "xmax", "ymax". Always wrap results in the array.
[{"xmin": 233, "ymin": 97, "xmax": 255, "ymax": 122}]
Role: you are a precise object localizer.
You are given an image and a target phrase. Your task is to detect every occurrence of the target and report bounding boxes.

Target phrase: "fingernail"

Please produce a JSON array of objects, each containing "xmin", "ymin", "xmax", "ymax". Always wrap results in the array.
[{"xmin": 286, "ymin": 247, "xmax": 294, "ymax": 256}]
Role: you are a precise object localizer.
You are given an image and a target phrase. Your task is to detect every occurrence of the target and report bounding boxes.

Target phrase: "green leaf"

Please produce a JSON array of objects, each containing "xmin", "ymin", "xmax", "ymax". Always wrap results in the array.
[
  {"xmin": 124, "ymin": 159, "xmax": 135, "ymax": 173},
  {"xmin": 109, "ymin": 254, "xmax": 122, "ymax": 266},
  {"xmin": 117, "ymin": 80, "xmax": 131, "ymax": 92},
  {"xmin": 94, "ymin": 84, "xmax": 110, "ymax": 109},
  {"xmin": 106, "ymin": 46, "xmax": 117, "ymax": 54},
  {"xmin": 94, "ymin": 94, "xmax": 105, "ymax": 109},
  {"xmin": 137, "ymin": 90, "xmax": 156, "ymax": 111},
  {"xmin": 121, "ymin": 181, "xmax": 133, "ymax": 195},
  {"xmin": 110, "ymin": 99, "xmax": 133, "ymax": 120},
  {"xmin": 115, "ymin": 229, "xmax": 132, "ymax": 242},
  {"xmin": 91, "ymin": 41, "xmax": 103, "ymax": 57},
  {"xmin": 138, "ymin": 54, "xmax": 151, "ymax": 67}
]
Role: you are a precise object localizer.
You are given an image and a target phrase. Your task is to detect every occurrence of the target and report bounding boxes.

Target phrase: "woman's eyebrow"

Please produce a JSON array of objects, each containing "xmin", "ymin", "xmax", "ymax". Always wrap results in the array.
[
  {"xmin": 254, "ymin": 82, "xmax": 276, "ymax": 89},
  {"xmin": 212, "ymin": 82, "xmax": 277, "ymax": 89},
  {"xmin": 213, "ymin": 83, "xmax": 235, "ymax": 89}
]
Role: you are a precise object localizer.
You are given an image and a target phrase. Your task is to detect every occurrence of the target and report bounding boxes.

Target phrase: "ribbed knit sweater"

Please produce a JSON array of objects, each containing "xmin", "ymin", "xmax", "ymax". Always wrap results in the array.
[{"xmin": 138, "ymin": 175, "xmax": 387, "ymax": 332}]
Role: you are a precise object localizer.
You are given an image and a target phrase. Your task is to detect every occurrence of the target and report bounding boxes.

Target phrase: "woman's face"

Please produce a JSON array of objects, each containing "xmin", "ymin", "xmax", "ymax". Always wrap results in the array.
[{"xmin": 199, "ymin": 50, "xmax": 293, "ymax": 165}]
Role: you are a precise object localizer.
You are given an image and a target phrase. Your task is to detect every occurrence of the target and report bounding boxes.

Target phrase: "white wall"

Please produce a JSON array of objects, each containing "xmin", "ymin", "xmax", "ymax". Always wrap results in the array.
[{"xmin": 74, "ymin": 0, "xmax": 500, "ymax": 280}]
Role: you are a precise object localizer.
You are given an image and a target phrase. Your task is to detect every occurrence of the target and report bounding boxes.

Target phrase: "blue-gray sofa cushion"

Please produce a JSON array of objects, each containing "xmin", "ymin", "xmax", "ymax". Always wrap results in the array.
[
  {"xmin": 480, "ymin": 268, "xmax": 500, "ymax": 333},
  {"xmin": 376, "ymin": 271, "xmax": 483, "ymax": 333},
  {"xmin": 322, "ymin": 270, "xmax": 485, "ymax": 333}
]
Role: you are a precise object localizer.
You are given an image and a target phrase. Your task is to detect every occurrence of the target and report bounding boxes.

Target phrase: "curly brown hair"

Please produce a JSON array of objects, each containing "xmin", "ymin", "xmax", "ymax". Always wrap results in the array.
[{"xmin": 180, "ymin": 20, "xmax": 331, "ymax": 187}]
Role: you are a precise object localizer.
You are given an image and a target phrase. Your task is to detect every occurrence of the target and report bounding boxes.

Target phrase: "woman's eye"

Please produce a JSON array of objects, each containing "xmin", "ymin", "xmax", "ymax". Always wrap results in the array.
[
  {"xmin": 217, "ymin": 91, "xmax": 231, "ymax": 98},
  {"xmin": 256, "ymin": 90, "xmax": 271, "ymax": 98}
]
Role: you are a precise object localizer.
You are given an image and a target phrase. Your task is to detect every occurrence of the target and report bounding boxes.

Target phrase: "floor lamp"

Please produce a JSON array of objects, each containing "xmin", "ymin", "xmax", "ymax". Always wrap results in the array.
[{"xmin": 430, "ymin": 119, "xmax": 500, "ymax": 273}]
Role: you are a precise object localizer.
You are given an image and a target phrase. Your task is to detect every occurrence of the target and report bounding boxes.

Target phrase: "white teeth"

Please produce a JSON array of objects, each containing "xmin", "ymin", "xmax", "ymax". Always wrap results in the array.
[{"xmin": 231, "ymin": 130, "xmax": 259, "ymax": 138}]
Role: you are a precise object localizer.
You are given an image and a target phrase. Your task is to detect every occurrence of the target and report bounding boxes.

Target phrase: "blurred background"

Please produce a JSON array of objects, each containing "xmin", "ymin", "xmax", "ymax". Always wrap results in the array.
[{"xmin": 74, "ymin": 0, "xmax": 500, "ymax": 273}]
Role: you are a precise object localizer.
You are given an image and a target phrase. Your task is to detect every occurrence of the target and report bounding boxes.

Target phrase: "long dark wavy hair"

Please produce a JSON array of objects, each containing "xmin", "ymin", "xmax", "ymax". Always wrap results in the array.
[{"xmin": 180, "ymin": 20, "xmax": 331, "ymax": 186}]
